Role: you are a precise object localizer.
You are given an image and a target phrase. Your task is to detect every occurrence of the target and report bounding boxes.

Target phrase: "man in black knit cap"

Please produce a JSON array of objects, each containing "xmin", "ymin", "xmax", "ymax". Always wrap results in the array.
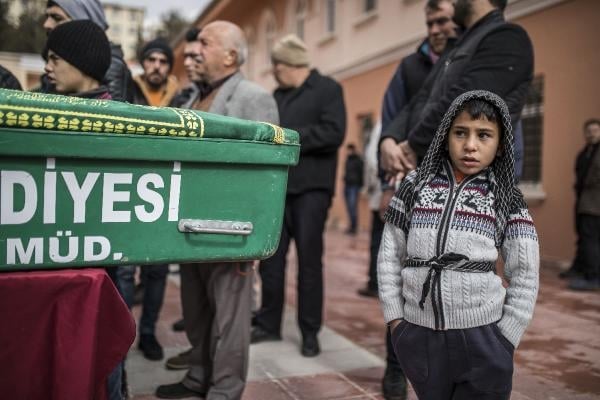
[{"xmin": 132, "ymin": 38, "xmax": 179, "ymax": 107}]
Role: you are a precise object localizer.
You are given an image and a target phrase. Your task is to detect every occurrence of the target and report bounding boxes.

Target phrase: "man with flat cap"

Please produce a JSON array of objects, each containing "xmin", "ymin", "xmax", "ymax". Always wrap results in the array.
[{"xmin": 251, "ymin": 34, "xmax": 346, "ymax": 358}]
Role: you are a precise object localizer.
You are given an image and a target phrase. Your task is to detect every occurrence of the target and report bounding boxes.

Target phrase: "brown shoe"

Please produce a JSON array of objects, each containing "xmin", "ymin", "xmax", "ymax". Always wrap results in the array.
[{"xmin": 165, "ymin": 349, "xmax": 192, "ymax": 370}]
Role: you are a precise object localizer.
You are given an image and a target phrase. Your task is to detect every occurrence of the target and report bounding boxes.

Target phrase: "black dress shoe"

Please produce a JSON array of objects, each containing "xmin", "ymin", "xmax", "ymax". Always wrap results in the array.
[
  {"xmin": 172, "ymin": 318, "xmax": 185, "ymax": 332},
  {"xmin": 155, "ymin": 382, "xmax": 205, "ymax": 399},
  {"xmin": 250, "ymin": 326, "xmax": 281, "ymax": 344},
  {"xmin": 301, "ymin": 335, "xmax": 320, "ymax": 357},
  {"xmin": 559, "ymin": 268, "xmax": 581, "ymax": 279},
  {"xmin": 138, "ymin": 334, "xmax": 164, "ymax": 361},
  {"xmin": 357, "ymin": 286, "xmax": 378, "ymax": 298}
]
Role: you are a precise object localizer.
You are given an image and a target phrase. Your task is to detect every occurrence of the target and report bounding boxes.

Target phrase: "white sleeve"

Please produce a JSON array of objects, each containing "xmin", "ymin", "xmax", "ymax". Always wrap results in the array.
[
  {"xmin": 377, "ymin": 222, "xmax": 407, "ymax": 323},
  {"xmin": 498, "ymin": 208, "xmax": 540, "ymax": 347}
]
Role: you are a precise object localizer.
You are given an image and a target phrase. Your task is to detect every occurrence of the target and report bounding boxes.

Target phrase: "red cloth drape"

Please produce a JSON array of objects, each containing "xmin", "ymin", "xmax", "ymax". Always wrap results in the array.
[{"xmin": 0, "ymin": 268, "xmax": 135, "ymax": 400}]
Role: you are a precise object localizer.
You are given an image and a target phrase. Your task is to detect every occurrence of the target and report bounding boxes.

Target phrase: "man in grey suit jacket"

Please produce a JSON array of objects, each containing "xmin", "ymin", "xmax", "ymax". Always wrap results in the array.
[{"xmin": 156, "ymin": 21, "xmax": 279, "ymax": 400}]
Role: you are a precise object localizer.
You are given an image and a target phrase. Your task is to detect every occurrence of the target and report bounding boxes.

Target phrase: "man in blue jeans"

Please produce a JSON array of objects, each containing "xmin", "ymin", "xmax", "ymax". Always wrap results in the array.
[
  {"xmin": 343, "ymin": 143, "xmax": 363, "ymax": 234},
  {"xmin": 117, "ymin": 264, "xmax": 169, "ymax": 360}
]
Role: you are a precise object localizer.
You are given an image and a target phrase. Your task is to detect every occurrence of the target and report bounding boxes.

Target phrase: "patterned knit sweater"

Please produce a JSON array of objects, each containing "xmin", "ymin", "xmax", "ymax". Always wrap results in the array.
[{"xmin": 378, "ymin": 161, "xmax": 539, "ymax": 347}]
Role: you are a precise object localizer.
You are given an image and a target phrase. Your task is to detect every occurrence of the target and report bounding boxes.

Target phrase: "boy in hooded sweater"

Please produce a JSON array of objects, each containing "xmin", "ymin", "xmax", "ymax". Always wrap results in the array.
[{"xmin": 378, "ymin": 90, "xmax": 539, "ymax": 400}]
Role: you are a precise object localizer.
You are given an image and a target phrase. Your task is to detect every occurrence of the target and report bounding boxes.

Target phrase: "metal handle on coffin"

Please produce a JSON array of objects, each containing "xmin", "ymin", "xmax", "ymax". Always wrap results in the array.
[{"xmin": 178, "ymin": 219, "xmax": 253, "ymax": 236}]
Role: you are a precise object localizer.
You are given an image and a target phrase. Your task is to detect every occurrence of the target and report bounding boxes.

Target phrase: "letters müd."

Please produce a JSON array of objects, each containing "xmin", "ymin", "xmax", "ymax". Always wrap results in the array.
[{"xmin": 6, "ymin": 233, "xmax": 112, "ymax": 265}]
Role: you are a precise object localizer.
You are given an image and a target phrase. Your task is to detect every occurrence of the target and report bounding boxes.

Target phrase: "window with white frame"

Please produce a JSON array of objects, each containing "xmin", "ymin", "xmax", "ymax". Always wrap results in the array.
[
  {"xmin": 358, "ymin": 113, "xmax": 374, "ymax": 146},
  {"xmin": 520, "ymin": 76, "xmax": 544, "ymax": 183},
  {"xmin": 265, "ymin": 14, "xmax": 276, "ymax": 64},
  {"xmin": 295, "ymin": 0, "xmax": 307, "ymax": 40},
  {"xmin": 325, "ymin": 0, "xmax": 336, "ymax": 34}
]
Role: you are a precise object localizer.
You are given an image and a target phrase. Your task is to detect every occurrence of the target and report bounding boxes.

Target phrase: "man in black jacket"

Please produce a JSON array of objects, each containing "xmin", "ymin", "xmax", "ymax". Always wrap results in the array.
[
  {"xmin": 170, "ymin": 28, "xmax": 205, "ymax": 109},
  {"xmin": 251, "ymin": 34, "xmax": 346, "ymax": 357},
  {"xmin": 374, "ymin": 3, "xmax": 456, "ymax": 398},
  {"xmin": 41, "ymin": 0, "xmax": 134, "ymax": 102},
  {"xmin": 381, "ymin": 0, "xmax": 456, "ymax": 131},
  {"xmin": 380, "ymin": 0, "xmax": 533, "ymax": 178},
  {"xmin": 343, "ymin": 144, "xmax": 364, "ymax": 235}
]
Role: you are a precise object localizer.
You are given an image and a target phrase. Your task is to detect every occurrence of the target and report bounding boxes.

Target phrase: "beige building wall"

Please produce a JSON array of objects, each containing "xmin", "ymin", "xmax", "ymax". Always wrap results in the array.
[
  {"xmin": 513, "ymin": 0, "xmax": 600, "ymax": 263},
  {"xmin": 103, "ymin": 3, "xmax": 145, "ymax": 61},
  {"xmin": 174, "ymin": 0, "xmax": 599, "ymax": 262},
  {"xmin": 6, "ymin": 0, "xmax": 46, "ymax": 26},
  {"xmin": 0, "ymin": 52, "xmax": 45, "ymax": 90}
]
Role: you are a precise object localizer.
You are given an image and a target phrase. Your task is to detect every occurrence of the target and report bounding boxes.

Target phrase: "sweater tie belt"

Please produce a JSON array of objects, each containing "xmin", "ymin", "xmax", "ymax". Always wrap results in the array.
[{"xmin": 405, "ymin": 253, "xmax": 495, "ymax": 330}]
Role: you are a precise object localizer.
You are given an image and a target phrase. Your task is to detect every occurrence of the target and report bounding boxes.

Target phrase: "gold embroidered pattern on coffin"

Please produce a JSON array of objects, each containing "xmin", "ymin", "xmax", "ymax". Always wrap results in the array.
[
  {"xmin": 261, "ymin": 122, "xmax": 286, "ymax": 144},
  {"xmin": 0, "ymin": 91, "xmax": 204, "ymax": 138}
]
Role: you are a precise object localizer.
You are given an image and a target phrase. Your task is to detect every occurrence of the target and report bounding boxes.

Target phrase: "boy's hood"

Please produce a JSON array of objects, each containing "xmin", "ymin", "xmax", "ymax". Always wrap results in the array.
[{"xmin": 418, "ymin": 90, "xmax": 514, "ymax": 185}]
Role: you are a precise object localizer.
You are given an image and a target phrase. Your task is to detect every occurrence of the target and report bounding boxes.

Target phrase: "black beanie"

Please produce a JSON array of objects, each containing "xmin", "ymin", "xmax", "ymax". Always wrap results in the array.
[
  {"xmin": 139, "ymin": 38, "xmax": 174, "ymax": 70},
  {"xmin": 46, "ymin": 20, "xmax": 111, "ymax": 82}
]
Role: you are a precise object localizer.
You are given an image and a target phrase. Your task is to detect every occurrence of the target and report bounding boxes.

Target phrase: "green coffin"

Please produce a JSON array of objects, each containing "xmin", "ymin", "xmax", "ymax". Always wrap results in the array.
[{"xmin": 0, "ymin": 89, "xmax": 299, "ymax": 270}]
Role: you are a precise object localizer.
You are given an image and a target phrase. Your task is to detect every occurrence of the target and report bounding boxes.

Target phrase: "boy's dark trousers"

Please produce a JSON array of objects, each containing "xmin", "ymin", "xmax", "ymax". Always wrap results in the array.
[{"xmin": 391, "ymin": 321, "xmax": 514, "ymax": 400}]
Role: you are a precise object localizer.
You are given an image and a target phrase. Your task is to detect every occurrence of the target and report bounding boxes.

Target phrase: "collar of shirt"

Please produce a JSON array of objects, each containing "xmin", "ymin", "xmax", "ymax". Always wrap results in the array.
[{"xmin": 199, "ymin": 73, "xmax": 235, "ymax": 101}]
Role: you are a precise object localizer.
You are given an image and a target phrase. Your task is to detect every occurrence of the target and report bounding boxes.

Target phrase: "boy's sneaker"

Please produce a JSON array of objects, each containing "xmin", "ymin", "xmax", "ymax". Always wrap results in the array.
[
  {"xmin": 568, "ymin": 277, "xmax": 600, "ymax": 291},
  {"xmin": 138, "ymin": 334, "xmax": 164, "ymax": 361},
  {"xmin": 165, "ymin": 348, "xmax": 192, "ymax": 370}
]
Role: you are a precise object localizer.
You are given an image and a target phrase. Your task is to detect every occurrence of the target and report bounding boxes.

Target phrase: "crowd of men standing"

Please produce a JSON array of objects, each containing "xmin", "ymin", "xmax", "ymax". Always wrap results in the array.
[{"xmin": 0, "ymin": 0, "xmax": 598, "ymax": 399}]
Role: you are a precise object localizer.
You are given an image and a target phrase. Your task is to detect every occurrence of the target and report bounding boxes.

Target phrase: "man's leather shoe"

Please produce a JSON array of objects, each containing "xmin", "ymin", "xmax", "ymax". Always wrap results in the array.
[
  {"xmin": 357, "ymin": 286, "xmax": 378, "ymax": 298},
  {"xmin": 138, "ymin": 334, "xmax": 164, "ymax": 361},
  {"xmin": 172, "ymin": 318, "xmax": 185, "ymax": 332},
  {"xmin": 250, "ymin": 326, "xmax": 281, "ymax": 344},
  {"xmin": 301, "ymin": 335, "xmax": 320, "ymax": 357},
  {"xmin": 165, "ymin": 348, "xmax": 192, "ymax": 370},
  {"xmin": 155, "ymin": 382, "xmax": 205, "ymax": 399},
  {"xmin": 559, "ymin": 268, "xmax": 581, "ymax": 279}
]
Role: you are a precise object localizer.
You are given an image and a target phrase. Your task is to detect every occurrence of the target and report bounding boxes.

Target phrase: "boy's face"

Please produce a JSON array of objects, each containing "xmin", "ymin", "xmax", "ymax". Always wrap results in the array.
[
  {"xmin": 448, "ymin": 110, "xmax": 501, "ymax": 176},
  {"xmin": 44, "ymin": 50, "xmax": 88, "ymax": 94}
]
